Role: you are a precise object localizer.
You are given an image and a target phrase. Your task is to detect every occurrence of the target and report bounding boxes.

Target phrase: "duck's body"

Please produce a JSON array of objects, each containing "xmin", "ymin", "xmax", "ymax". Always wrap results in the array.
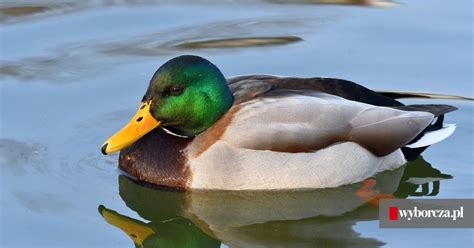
[{"xmin": 113, "ymin": 68, "xmax": 457, "ymax": 190}]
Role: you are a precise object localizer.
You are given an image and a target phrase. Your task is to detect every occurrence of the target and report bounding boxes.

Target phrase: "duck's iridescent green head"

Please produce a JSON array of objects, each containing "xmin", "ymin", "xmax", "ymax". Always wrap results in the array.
[
  {"xmin": 101, "ymin": 55, "xmax": 233, "ymax": 155},
  {"xmin": 145, "ymin": 55, "xmax": 234, "ymax": 136}
]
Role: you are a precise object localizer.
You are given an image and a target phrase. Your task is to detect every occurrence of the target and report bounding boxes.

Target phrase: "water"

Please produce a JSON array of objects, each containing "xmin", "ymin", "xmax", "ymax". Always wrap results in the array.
[{"xmin": 1, "ymin": 0, "xmax": 473, "ymax": 247}]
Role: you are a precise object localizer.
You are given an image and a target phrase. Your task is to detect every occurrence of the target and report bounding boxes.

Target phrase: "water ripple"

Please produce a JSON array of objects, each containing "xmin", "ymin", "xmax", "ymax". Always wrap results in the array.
[{"xmin": 1, "ymin": 17, "xmax": 323, "ymax": 82}]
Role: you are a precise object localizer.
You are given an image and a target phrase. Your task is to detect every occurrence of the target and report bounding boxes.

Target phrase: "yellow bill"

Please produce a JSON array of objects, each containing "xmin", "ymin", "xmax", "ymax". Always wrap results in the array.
[{"xmin": 101, "ymin": 101, "xmax": 160, "ymax": 155}]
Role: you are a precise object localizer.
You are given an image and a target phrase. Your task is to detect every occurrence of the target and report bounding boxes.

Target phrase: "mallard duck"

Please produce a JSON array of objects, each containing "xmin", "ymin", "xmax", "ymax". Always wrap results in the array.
[{"xmin": 101, "ymin": 55, "xmax": 461, "ymax": 190}]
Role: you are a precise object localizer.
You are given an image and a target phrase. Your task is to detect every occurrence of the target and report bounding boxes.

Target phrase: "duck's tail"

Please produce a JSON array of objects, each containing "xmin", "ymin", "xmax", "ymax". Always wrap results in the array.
[
  {"xmin": 375, "ymin": 90, "xmax": 472, "ymax": 161},
  {"xmin": 405, "ymin": 123, "xmax": 456, "ymax": 149},
  {"xmin": 392, "ymin": 104, "xmax": 457, "ymax": 161}
]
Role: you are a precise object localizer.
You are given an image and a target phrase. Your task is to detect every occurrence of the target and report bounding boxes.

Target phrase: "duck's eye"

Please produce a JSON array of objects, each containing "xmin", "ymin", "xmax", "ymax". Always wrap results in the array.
[{"xmin": 170, "ymin": 85, "xmax": 184, "ymax": 96}]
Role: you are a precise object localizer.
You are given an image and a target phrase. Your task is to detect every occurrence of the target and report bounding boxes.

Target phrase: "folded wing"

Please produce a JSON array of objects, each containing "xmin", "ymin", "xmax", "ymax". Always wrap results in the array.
[{"xmin": 221, "ymin": 92, "xmax": 434, "ymax": 157}]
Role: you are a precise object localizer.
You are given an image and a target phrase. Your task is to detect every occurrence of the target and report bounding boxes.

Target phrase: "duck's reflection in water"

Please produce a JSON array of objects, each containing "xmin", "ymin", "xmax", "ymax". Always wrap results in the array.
[{"xmin": 99, "ymin": 156, "xmax": 451, "ymax": 248}]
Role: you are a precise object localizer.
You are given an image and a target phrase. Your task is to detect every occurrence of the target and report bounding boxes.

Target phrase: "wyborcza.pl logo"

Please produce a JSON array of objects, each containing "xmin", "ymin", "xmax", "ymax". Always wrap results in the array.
[
  {"xmin": 379, "ymin": 199, "xmax": 474, "ymax": 228},
  {"xmin": 388, "ymin": 206, "xmax": 463, "ymax": 221}
]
